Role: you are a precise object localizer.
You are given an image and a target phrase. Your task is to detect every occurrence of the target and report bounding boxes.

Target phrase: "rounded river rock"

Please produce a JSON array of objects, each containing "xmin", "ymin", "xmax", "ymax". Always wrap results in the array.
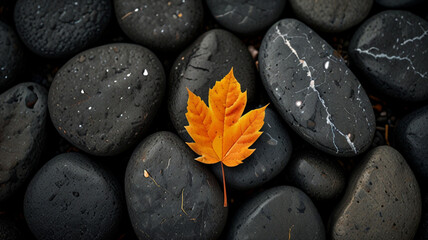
[
  {"xmin": 227, "ymin": 186, "xmax": 325, "ymax": 240},
  {"xmin": 259, "ymin": 19, "xmax": 375, "ymax": 157},
  {"xmin": 24, "ymin": 152, "xmax": 124, "ymax": 240},
  {"xmin": 349, "ymin": 10, "xmax": 428, "ymax": 101},
  {"xmin": 168, "ymin": 29, "xmax": 257, "ymax": 142},
  {"xmin": 48, "ymin": 43, "xmax": 165, "ymax": 156},
  {"xmin": 125, "ymin": 131, "xmax": 227, "ymax": 240},
  {"xmin": 114, "ymin": 0, "xmax": 203, "ymax": 52},
  {"xmin": 14, "ymin": 0, "xmax": 112, "ymax": 58},
  {"xmin": 330, "ymin": 146, "xmax": 421, "ymax": 240},
  {"xmin": 0, "ymin": 83, "xmax": 47, "ymax": 202}
]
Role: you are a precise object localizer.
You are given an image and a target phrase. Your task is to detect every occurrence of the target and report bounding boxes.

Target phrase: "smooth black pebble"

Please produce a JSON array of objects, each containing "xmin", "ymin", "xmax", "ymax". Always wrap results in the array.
[
  {"xmin": 125, "ymin": 131, "xmax": 227, "ymax": 240},
  {"xmin": 23, "ymin": 152, "xmax": 124, "ymax": 240},
  {"xmin": 0, "ymin": 83, "xmax": 47, "ymax": 202},
  {"xmin": 48, "ymin": 43, "xmax": 165, "ymax": 156}
]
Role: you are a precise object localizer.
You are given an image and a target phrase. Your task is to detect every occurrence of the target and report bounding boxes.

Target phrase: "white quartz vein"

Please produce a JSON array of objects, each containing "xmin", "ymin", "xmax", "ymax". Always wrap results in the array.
[
  {"xmin": 274, "ymin": 26, "xmax": 357, "ymax": 154},
  {"xmin": 400, "ymin": 24, "xmax": 428, "ymax": 46},
  {"xmin": 355, "ymin": 47, "xmax": 428, "ymax": 78}
]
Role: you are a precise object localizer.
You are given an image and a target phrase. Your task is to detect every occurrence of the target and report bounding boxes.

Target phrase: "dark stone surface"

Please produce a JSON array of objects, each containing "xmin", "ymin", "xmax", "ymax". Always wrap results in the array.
[
  {"xmin": 227, "ymin": 186, "xmax": 325, "ymax": 240},
  {"xmin": 375, "ymin": 0, "xmax": 424, "ymax": 8},
  {"xmin": 168, "ymin": 29, "xmax": 257, "ymax": 142},
  {"xmin": 24, "ymin": 152, "xmax": 124, "ymax": 240},
  {"xmin": 349, "ymin": 10, "xmax": 428, "ymax": 102},
  {"xmin": 394, "ymin": 105, "xmax": 428, "ymax": 183},
  {"xmin": 330, "ymin": 146, "xmax": 421, "ymax": 240},
  {"xmin": 114, "ymin": 0, "xmax": 203, "ymax": 52},
  {"xmin": 0, "ymin": 218, "xmax": 24, "ymax": 240},
  {"xmin": 0, "ymin": 83, "xmax": 47, "ymax": 202},
  {"xmin": 211, "ymin": 108, "xmax": 292, "ymax": 190},
  {"xmin": 48, "ymin": 43, "xmax": 165, "ymax": 156},
  {"xmin": 288, "ymin": 0, "xmax": 373, "ymax": 32},
  {"xmin": 0, "ymin": 21, "xmax": 25, "ymax": 92},
  {"xmin": 284, "ymin": 150, "xmax": 346, "ymax": 201},
  {"xmin": 205, "ymin": 0, "xmax": 286, "ymax": 35},
  {"xmin": 414, "ymin": 190, "xmax": 428, "ymax": 240},
  {"xmin": 259, "ymin": 19, "xmax": 375, "ymax": 157},
  {"xmin": 125, "ymin": 131, "xmax": 227, "ymax": 240},
  {"xmin": 14, "ymin": 0, "xmax": 112, "ymax": 58}
]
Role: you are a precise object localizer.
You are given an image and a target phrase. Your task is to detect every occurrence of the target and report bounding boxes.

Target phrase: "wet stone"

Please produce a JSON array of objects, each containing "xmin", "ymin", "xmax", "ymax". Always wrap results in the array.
[
  {"xmin": 330, "ymin": 146, "xmax": 421, "ymax": 240},
  {"xmin": 227, "ymin": 186, "xmax": 325, "ymax": 240},
  {"xmin": 125, "ymin": 131, "xmax": 227, "ymax": 240},
  {"xmin": 168, "ymin": 29, "xmax": 257, "ymax": 142},
  {"xmin": 114, "ymin": 0, "xmax": 203, "ymax": 52},
  {"xmin": 394, "ymin": 105, "xmax": 428, "ymax": 183},
  {"xmin": 211, "ymin": 108, "xmax": 292, "ymax": 190},
  {"xmin": 349, "ymin": 10, "xmax": 428, "ymax": 101},
  {"xmin": 0, "ymin": 83, "xmax": 47, "ymax": 202},
  {"xmin": 259, "ymin": 19, "xmax": 375, "ymax": 157},
  {"xmin": 206, "ymin": 0, "xmax": 286, "ymax": 35},
  {"xmin": 288, "ymin": 0, "xmax": 373, "ymax": 32},
  {"xmin": 284, "ymin": 150, "xmax": 346, "ymax": 202},
  {"xmin": 14, "ymin": 0, "xmax": 112, "ymax": 58},
  {"xmin": 48, "ymin": 43, "xmax": 165, "ymax": 156},
  {"xmin": 24, "ymin": 152, "xmax": 124, "ymax": 240},
  {"xmin": 0, "ymin": 21, "xmax": 25, "ymax": 92}
]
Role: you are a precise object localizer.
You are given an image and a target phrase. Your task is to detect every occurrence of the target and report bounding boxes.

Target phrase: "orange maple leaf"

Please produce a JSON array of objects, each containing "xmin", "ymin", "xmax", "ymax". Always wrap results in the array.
[{"xmin": 185, "ymin": 68, "xmax": 268, "ymax": 207}]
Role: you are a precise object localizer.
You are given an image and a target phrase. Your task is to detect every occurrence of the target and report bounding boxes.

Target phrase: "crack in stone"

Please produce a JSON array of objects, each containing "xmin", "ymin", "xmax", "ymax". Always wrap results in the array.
[
  {"xmin": 355, "ymin": 47, "xmax": 428, "ymax": 78},
  {"xmin": 400, "ymin": 24, "xmax": 428, "ymax": 46},
  {"xmin": 274, "ymin": 26, "xmax": 357, "ymax": 154}
]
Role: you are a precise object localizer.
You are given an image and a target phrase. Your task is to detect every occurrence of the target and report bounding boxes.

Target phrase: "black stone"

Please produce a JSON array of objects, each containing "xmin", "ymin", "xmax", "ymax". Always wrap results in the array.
[
  {"xmin": 14, "ymin": 0, "xmax": 112, "ymax": 58},
  {"xmin": 227, "ymin": 186, "xmax": 325, "ymax": 240},
  {"xmin": 211, "ymin": 108, "xmax": 292, "ymax": 190},
  {"xmin": 259, "ymin": 19, "xmax": 375, "ymax": 157},
  {"xmin": 48, "ymin": 43, "xmax": 165, "ymax": 156},
  {"xmin": 168, "ymin": 29, "xmax": 257, "ymax": 142},
  {"xmin": 330, "ymin": 146, "xmax": 421, "ymax": 240},
  {"xmin": 288, "ymin": 0, "xmax": 373, "ymax": 32},
  {"xmin": 284, "ymin": 150, "xmax": 346, "ymax": 202},
  {"xmin": 375, "ymin": 0, "xmax": 424, "ymax": 8},
  {"xmin": 0, "ymin": 21, "xmax": 24, "ymax": 92},
  {"xmin": 349, "ymin": 10, "xmax": 428, "ymax": 101},
  {"xmin": 24, "ymin": 152, "xmax": 124, "ymax": 240},
  {"xmin": 125, "ymin": 131, "xmax": 227, "ymax": 240},
  {"xmin": 0, "ymin": 83, "xmax": 47, "ymax": 202},
  {"xmin": 394, "ymin": 105, "xmax": 428, "ymax": 183},
  {"xmin": 114, "ymin": 0, "xmax": 203, "ymax": 52},
  {"xmin": 206, "ymin": 0, "xmax": 286, "ymax": 35},
  {"xmin": 0, "ymin": 218, "xmax": 24, "ymax": 240}
]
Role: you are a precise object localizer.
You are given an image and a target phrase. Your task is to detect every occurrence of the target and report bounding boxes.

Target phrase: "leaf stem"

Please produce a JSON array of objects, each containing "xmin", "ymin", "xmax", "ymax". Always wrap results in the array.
[{"xmin": 221, "ymin": 162, "xmax": 227, "ymax": 207}]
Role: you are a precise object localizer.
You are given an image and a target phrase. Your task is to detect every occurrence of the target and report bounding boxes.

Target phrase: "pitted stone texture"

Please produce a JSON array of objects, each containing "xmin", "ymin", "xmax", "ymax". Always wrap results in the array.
[
  {"xmin": 14, "ymin": 0, "xmax": 112, "ymax": 58},
  {"xmin": 125, "ymin": 132, "xmax": 227, "ymax": 240},
  {"xmin": 349, "ymin": 10, "xmax": 428, "ymax": 101},
  {"xmin": 0, "ymin": 83, "xmax": 47, "ymax": 202},
  {"xmin": 330, "ymin": 146, "xmax": 421, "ymax": 240},
  {"xmin": 259, "ymin": 19, "xmax": 375, "ymax": 157},
  {"xmin": 48, "ymin": 43, "xmax": 165, "ymax": 156}
]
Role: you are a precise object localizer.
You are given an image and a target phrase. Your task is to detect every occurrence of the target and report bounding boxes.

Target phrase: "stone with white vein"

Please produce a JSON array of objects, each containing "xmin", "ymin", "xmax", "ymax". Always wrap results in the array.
[
  {"xmin": 349, "ymin": 10, "xmax": 428, "ymax": 102},
  {"xmin": 259, "ymin": 19, "xmax": 375, "ymax": 157}
]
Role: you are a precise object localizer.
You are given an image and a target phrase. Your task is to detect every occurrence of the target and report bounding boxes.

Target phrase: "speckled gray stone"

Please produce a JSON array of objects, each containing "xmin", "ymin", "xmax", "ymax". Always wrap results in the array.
[
  {"xmin": 24, "ymin": 152, "xmax": 124, "ymax": 240},
  {"xmin": 114, "ymin": 0, "xmax": 203, "ymax": 52},
  {"xmin": 349, "ymin": 10, "xmax": 428, "ymax": 101},
  {"xmin": 14, "ymin": 0, "xmax": 112, "ymax": 58},
  {"xmin": 0, "ymin": 21, "xmax": 24, "ymax": 92},
  {"xmin": 0, "ymin": 83, "xmax": 47, "ymax": 202},
  {"xmin": 288, "ymin": 0, "xmax": 373, "ymax": 32},
  {"xmin": 330, "ymin": 146, "xmax": 421, "ymax": 240},
  {"xmin": 168, "ymin": 29, "xmax": 257, "ymax": 142},
  {"xmin": 125, "ymin": 131, "xmax": 227, "ymax": 240},
  {"xmin": 394, "ymin": 105, "xmax": 428, "ymax": 183},
  {"xmin": 227, "ymin": 186, "xmax": 325, "ymax": 240},
  {"xmin": 206, "ymin": 0, "xmax": 286, "ymax": 35},
  {"xmin": 259, "ymin": 19, "xmax": 375, "ymax": 157},
  {"xmin": 48, "ymin": 43, "xmax": 165, "ymax": 156},
  {"xmin": 284, "ymin": 150, "xmax": 346, "ymax": 201},
  {"xmin": 211, "ymin": 108, "xmax": 292, "ymax": 190}
]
